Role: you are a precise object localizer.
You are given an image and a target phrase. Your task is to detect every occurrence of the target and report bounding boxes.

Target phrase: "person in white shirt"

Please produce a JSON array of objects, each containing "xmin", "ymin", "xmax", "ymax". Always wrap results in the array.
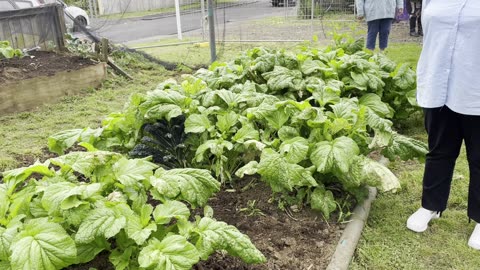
[{"xmin": 406, "ymin": 0, "xmax": 480, "ymax": 250}]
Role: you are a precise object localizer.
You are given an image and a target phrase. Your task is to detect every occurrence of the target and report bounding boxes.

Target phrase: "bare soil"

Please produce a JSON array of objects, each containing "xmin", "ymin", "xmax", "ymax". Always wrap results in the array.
[{"xmin": 0, "ymin": 51, "xmax": 95, "ymax": 84}]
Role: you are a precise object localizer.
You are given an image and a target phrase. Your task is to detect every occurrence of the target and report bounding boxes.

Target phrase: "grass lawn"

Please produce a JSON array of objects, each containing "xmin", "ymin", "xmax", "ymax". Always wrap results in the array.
[{"xmin": 350, "ymin": 44, "xmax": 480, "ymax": 269}]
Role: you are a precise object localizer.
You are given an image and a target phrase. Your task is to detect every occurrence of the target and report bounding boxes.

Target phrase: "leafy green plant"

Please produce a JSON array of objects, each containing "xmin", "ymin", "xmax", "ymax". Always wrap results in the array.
[
  {"xmin": 47, "ymin": 38, "xmax": 427, "ymax": 219},
  {"xmin": 0, "ymin": 41, "xmax": 23, "ymax": 60},
  {"xmin": 0, "ymin": 150, "xmax": 265, "ymax": 269}
]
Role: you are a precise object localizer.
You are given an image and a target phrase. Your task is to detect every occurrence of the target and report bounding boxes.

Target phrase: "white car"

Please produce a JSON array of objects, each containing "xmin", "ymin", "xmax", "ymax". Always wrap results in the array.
[{"xmin": 0, "ymin": 0, "xmax": 90, "ymax": 32}]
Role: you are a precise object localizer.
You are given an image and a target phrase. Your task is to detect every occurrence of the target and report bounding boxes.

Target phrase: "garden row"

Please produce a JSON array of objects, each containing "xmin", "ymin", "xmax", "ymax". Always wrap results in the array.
[{"xmin": 0, "ymin": 36, "xmax": 427, "ymax": 269}]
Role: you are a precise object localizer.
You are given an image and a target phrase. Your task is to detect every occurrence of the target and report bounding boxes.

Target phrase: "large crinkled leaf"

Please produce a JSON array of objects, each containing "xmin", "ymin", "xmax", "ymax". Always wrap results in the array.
[
  {"xmin": 184, "ymin": 113, "xmax": 213, "ymax": 133},
  {"xmin": 2, "ymin": 162, "xmax": 53, "ymax": 195},
  {"xmin": 140, "ymin": 90, "xmax": 190, "ymax": 115},
  {"xmin": 310, "ymin": 136, "xmax": 360, "ymax": 174},
  {"xmin": 0, "ymin": 185, "xmax": 8, "ymax": 222},
  {"xmin": 248, "ymin": 102, "xmax": 290, "ymax": 131},
  {"xmin": 195, "ymin": 139, "xmax": 233, "ymax": 162},
  {"xmin": 392, "ymin": 63, "xmax": 416, "ymax": 90},
  {"xmin": 193, "ymin": 217, "xmax": 266, "ymax": 263},
  {"xmin": 138, "ymin": 235, "xmax": 200, "ymax": 270},
  {"xmin": 232, "ymin": 122, "xmax": 259, "ymax": 143},
  {"xmin": 150, "ymin": 168, "xmax": 221, "ymax": 207},
  {"xmin": 47, "ymin": 129, "xmax": 83, "ymax": 155},
  {"xmin": 50, "ymin": 151, "xmax": 121, "ymax": 178},
  {"xmin": 278, "ymin": 126, "xmax": 299, "ymax": 141},
  {"xmin": 346, "ymin": 156, "xmax": 400, "ymax": 192},
  {"xmin": 0, "ymin": 216, "xmax": 23, "ymax": 260},
  {"xmin": 216, "ymin": 111, "xmax": 239, "ymax": 133},
  {"xmin": 75, "ymin": 206, "xmax": 127, "ymax": 243},
  {"xmin": 262, "ymin": 66, "xmax": 303, "ymax": 92},
  {"xmin": 75, "ymin": 237, "xmax": 110, "ymax": 264},
  {"xmin": 153, "ymin": 200, "xmax": 190, "ymax": 225},
  {"xmin": 257, "ymin": 149, "xmax": 317, "ymax": 192},
  {"xmin": 359, "ymin": 93, "xmax": 393, "ymax": 118},
  {"xmin": 235, "ymin": 161, "xmax": 259, "ymax": 178},
  {"xmin": 41, "ymin": 182, "xmax": 96, "ymax": 216},
  {"xmin": 126, "ymin": 212, "xmax": 157, "ymax": 245},
  {"xmin": 112, "ymin": 157, "xmax": 158, "ymax": 187},
  {"xmin": 144, "ymin": 104, "xmax": 183, "ymax": 121},
  {"xmin": 109, "ymin": 246, "xmax": 137, "ymax": 270},
  {"xmin": 279, "ymin": 137, "xmax": 309, "ymax": 164},
  {"xmin": 301, "ymin": 59, "xmax": 335, "ymax": 76},
  {"xmin": 310, "ymin": 186, "xmax": 337, "ymax": 219},
  {"xmin": 382, "ymin": 133, "xmax": 428, "ymax": 161},
  {"xmin": 10, "ymin": 218, "xmax": 76, "ymax": 270}
]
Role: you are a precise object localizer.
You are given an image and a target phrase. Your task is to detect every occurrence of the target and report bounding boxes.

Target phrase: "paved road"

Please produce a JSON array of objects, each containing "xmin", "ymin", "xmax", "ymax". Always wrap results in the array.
[{"xmin": 89, "ymin": 1, "xmax": 295, "ymax": 43}]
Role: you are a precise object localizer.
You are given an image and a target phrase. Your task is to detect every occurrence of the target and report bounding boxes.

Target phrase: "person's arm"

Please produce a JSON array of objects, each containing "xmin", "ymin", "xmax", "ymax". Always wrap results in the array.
[{"xmin": 356, "ymin": 0, "xmax": 365, "ymax": 19}]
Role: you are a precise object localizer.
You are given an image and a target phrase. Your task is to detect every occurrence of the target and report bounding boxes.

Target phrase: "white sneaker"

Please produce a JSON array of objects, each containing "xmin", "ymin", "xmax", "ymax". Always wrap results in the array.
[
  {"xmin": 468, "ymin": 224, "xmax": 480, "ymax": 250},
  {"xmin": 407, "ymin": 208, "xmax": 440, "ymax": 233}
]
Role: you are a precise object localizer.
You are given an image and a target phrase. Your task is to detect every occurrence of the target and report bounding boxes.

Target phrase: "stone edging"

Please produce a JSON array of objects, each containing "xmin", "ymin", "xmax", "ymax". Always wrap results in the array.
[{"xmin": 326, "ymin": 186, "xmax": 378, "ymax": 270}]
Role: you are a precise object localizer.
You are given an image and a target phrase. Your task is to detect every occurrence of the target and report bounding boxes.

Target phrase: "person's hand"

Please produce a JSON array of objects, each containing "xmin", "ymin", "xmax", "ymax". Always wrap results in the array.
[{"xmin": 398, "ymin": 8, "xmax": 404, "ymax": 14}]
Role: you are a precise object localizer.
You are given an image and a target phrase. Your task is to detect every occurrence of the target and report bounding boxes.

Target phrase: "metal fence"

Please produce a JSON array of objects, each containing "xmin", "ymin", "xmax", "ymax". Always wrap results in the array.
[{"xmin": 0, "ymin": 4, "xmax": 66, "ymax": 50}]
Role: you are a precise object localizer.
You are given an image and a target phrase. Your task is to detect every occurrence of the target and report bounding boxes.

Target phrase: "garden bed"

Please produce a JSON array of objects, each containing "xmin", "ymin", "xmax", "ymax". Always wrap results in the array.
[{"xmin": 0, "ymin": 51, "xmax": 106, "ymax": 113}]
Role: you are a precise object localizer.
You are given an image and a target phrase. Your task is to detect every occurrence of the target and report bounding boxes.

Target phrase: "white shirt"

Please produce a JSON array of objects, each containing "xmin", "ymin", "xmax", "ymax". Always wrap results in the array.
[{"xmin": 416, "ymin": 0, "xmax": 480, "ymax": 115}]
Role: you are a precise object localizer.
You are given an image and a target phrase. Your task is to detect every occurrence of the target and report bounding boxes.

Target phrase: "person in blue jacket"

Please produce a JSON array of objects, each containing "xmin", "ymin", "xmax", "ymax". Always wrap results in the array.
[
  {"xmin": 356, "ymin": 0, "xmax": 404, "ymax": 51},
  {"xmin": 407, "ymin": 0, "xmax": 480, "ymax": 251}
]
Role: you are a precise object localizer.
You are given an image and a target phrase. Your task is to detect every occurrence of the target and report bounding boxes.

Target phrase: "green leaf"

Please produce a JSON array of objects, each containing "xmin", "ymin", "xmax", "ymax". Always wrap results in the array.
[
  {"xmin": 126, "ymin": 212, "xmax": 157, "ymax": 245},
  {"xmin": 113, "ymin": 157, "xmax": 158, "ymax": 187},
  {"xmin": 185, "ymin": 114, "xmax": 212, "ymax": 133},
  {"xmin": 10, "ymin": 218, "xmax": 76, "ymax": 270},
  {"xmin": 144, "ymin": 104, "xmax": 183, "ymax": 121},
  {"xmin": 232, "ymin": 122, "xmax": 259, "ymax": 143},
  {"xmin": 278, "ymin": 126, "xmax": 299, "ymax": 141},
  {"xmin": 310, "ymin": 136, "xmax": 360, "ymax": 174},
  {"xmin": 257, "ymin": 149, "xmax": 317, "ymax": 192},
  {"xmin": 216, "ymin": 111, "xmax": 239, "ymax": 133},
  {"xmin": 153, "ymin": 200, "xmax": 190, "ymax": 225},
  {"xmin": 75, "ymin": 237, "xmax": 110, "ymax": 264},
  {"xmin": 279, "ymin": 137, "xmax": 309, "ymax": 164},
  {"xmin": 235, "ymin": 161, "xmax": 259, "ymax": 178},
  {"xmin": 109, "ymin": 246, "xmax": 137, "ymax": 270},
  {"xmin": 2, "ymin": 162, "xmax": 53, "ymax": 195},
  {"xmin": 138, "ymin": 235, "xmax": 200, "ymax": 270},
  {"xmin": 151, "ymin": 168, "xmax": 221, "ymax": 208},
  {"xmin": 47, "ymin": 129, "xmax": 83, "ymax": 155},
  {"xmin": 75, "ymin": 206, "xmax": 127, "ymax": 243},
  {"xmin": 346, "ymin": 156, "xmax": 401, "ymax": 192},
  {"xmin": 310, "ymin": 187, "xmax": 337, "ymax": 219},
  {"xmin": 50, "ymin": 151, "xmax": 121, "ymax": 178},
  {"xmin": 193, "ymin": 217, "xmax": 266, "ymax": 263},
  {"xmin": 359, "ymin": 93, "xmax": 393, "ymax": 118},
  {"xmin": 263, "ymin": 66, "xmax": 303, "ymax": 92},
  {"xmin": 382, "ymin": 133, "xmax": 428, "ymax": 161},
  {"xmin": 195, "ymin": 139, "xmax": 233, "ymax": 162}
]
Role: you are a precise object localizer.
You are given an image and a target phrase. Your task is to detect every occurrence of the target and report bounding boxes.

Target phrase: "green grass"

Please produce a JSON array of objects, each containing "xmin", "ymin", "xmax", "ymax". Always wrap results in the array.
[{"xmin": 350, "ymin": 43, "xmax": 480, "ymax": 269}]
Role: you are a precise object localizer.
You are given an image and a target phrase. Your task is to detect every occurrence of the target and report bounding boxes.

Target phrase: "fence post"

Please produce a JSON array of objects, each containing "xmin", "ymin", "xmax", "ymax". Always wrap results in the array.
[
  {"xmin": 207, "ymin": 0, "xmax": 216, "ymax": 62},
  {"xmin": 174, "ymin": 0, "xmax": 183, "ymax": 40},
  {"xmin": 201, "ymin": 0, "xmax": 206, "ymax": 40},
  {"xmin": 54, "ymin": 4, "xmax": 67, "ymax": 51}
]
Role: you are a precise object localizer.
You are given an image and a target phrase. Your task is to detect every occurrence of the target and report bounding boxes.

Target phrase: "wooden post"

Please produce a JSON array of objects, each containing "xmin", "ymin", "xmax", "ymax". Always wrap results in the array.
[
  {"xmin": 101, "ymin": 38, "xmax": 109, "ymax": 62},
  {"xmin": 54, "ymin": 4, "xmax": 67, "ymax": 51}
]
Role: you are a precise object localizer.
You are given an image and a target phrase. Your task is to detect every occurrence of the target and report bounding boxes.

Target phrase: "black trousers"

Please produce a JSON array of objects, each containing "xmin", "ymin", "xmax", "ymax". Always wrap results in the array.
[
  {"xmin": 422, "ymin": 106, "xmax": 480, "ymax": 223},
  {"xmin": 407, "ymin": 0, "xmax": 422, "ymax": 33}
]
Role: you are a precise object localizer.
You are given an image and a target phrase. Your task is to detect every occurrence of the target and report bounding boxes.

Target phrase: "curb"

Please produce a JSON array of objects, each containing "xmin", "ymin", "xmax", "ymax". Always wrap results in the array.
[{"xmin": 326, "ymin": 186, "xmax": 377, "ymax": 270}]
